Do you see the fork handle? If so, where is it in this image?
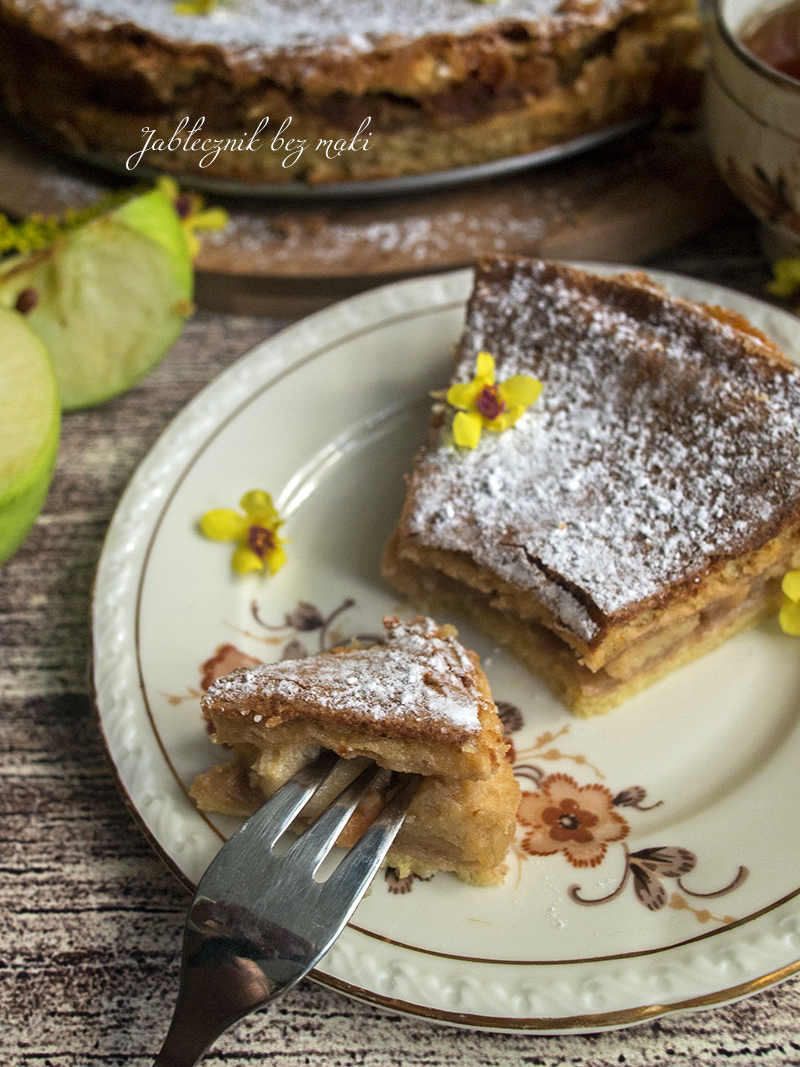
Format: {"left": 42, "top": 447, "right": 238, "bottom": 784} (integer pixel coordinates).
{"left": 153, "top": 929, "right": 285, "bottom": 1067}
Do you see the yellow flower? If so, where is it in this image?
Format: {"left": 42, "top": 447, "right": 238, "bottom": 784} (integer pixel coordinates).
{"left": 156, "top": 176, "right": 229, "bottom": 259}
{"left": 445, "top": 351, "right": 542, "bottom": 449}
{"left": 174, "top": 0, "right": 219, "bottom": 13}
{"left": 779, "top": 569, "right": 800, "bottom": 634}
{"left": 200, "top": 490, "right": 287, "bottom": 576}
{"left": 767, "top": 258, "right": 800, "bottom": 311}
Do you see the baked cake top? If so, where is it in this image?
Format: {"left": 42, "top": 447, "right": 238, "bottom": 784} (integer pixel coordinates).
{"left": 402, "top": 258, "right": 800, "bottom": 642}
{"left": 202, "top": 615, "right": 488, "bottom": 745}
{"left": 14, "top": 0, "right": 637, "bottom": 55}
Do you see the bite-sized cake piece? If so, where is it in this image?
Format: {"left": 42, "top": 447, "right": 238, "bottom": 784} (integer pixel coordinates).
{"left": 191, "top": 615, "right": 520, "bottom": 885}
{"left": 0, "top": 0, "right": 701, "bottom": 185}
{"left": 383, "top": 257, "right": 800, "bottom": 716}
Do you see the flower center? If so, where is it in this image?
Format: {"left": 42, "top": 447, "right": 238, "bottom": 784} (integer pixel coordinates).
{"left": 174, "top": 193, "right": 194, "bottom": 220}
{"left": 559, "top": 813, "right": 581, "bottom": 831}
{"left": 15, "top": 288, "right": 39, "bottom": 315}
{"left": 248, "top": 524, "right": 276, "bottom": 559}
{"left": 475, "top": 384, "right": 505, "bottom": 421}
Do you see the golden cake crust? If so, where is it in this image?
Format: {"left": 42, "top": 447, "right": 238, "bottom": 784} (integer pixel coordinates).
{"left": 200, "top": 614, "right": 505, "bottom": 777}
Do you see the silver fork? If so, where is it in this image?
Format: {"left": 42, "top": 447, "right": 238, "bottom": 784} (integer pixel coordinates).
{"left": 154, "top": 750, "right": 421, "bottom": 1067}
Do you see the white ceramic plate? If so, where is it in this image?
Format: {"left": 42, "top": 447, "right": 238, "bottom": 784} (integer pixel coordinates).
{"left": 93, "top": 265, "right": 800, "bottom": 1034}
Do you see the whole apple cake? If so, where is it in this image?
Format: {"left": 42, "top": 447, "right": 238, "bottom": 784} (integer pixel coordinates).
{"left": 0, "top": 0, "right": 701, "bottom": 184}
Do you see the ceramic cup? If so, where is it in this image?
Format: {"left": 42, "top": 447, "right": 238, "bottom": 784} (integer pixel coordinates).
{"left": 705, "top": 0, "right": 800, "bottom": 255}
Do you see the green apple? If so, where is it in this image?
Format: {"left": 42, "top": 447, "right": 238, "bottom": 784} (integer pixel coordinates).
{"left": 0, "top": 306, "right": 60, "bottom": 564}
{"left": 0, "top": 186, "right": 194, "bottom": 410}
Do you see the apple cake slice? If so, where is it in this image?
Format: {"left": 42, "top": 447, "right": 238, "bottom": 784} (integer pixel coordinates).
{"left": 191, "top": 615, "right": 520, "bottom": 886}
{"left": 383, "top": 257, "right": 800, "bottom": 716}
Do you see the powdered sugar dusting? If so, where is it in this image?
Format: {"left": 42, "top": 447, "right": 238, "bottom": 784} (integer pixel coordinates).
{"left": 25, "top": 0, "right": 628, "bottom": 56}
{"left": 406, "top": 259, "right": 800, "bottom": 638}
{"left": 206, "top": 616, "right": 482, "bottom": 735}
{"left": 203, "top": 206, "right": 553, "bottom": 271}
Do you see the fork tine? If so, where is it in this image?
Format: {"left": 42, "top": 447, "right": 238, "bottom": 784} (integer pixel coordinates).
{"left": 240, "top": 747, "right": 340, "bottom": 847}
{"left": 321, "top": 772, "right": 422, "bottom": 902}
{"left": 283, "top": 760, "right": 386, "bottom": 874}
{"left": 195, "top": 749, "right": 339, "bottom": 901}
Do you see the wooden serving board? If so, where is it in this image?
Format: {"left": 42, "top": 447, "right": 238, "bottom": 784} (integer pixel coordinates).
{"left": 0, "top": 112, "right": 735, "bottom": 316}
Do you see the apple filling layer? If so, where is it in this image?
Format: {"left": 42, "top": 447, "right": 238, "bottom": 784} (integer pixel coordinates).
{"left": 383, "top": 532, "right": 789, "bottom": 716}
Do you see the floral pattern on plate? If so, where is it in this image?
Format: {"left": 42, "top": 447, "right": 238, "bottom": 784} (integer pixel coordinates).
{"left": 171, "top": 598, "right": 750, "bottom": 924}
{"left": 512, "top": 725, "right": 748, "bottom": 924}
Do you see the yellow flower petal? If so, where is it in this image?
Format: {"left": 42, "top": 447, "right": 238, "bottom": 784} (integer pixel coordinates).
{"left": 767, "top": 258, "right": 800, "bottom": 299}
{"left": 191, "top": 207, "right": 230, "bottom": 232}
{"left": 447, "top": 381, "right": 481, "bottom": 410}
{"left": 489, "top": 409, "right": 523, "bottom": 432}
{"left": 499, "top": 375, "right": 543, "bottom": 410}
{"left": 779, "top": 596, "right": 800, "bottom": 635}
{"left": 200, "top": 509, "right": 248, "bottom": 541}
{"left": 174, "top": 0, "right": 219, "bottom": 13}
{"left": 265, "top": 544, "right": 288, "bottom": 575}
{"left": 240, "top": 489, "right": 278, "bottom": 521}
{"left": 231, "top": 546, "right": 264, "bottom": 574}
{"left": 782, "top": 569, "right": 800, "bottom": 602}
{"left": 184, "top": 229, "right": 201, "bottom": 260}
{"left": 453, "top": 410, "right": 483, "bottom": 449}
{"left": 475, "top": 351, "right": 496, "bottom": 383}
{"left": 156, "top": 176, "right": 180, "bottom": 203}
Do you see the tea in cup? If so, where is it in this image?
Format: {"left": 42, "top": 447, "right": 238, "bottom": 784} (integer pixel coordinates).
{"left": 705, "top": 0, "right": 800, "bottom": 255}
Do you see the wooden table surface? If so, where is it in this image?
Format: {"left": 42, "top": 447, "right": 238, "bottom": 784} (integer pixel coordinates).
{"left": 4, "top": 204, "right": 800, "bottom": 1067}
